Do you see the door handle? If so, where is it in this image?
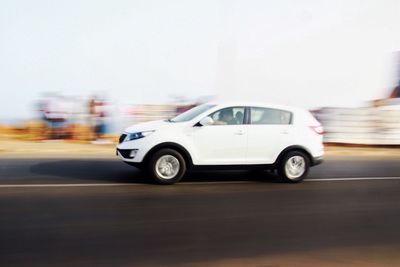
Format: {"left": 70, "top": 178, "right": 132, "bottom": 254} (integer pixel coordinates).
{"left": 234, "top": 130, "right": 245, "bottom": 135}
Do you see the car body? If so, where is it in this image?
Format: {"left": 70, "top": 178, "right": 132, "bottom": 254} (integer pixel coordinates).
{"left": 117, "top": 102, "right": 324, "bottom": 184}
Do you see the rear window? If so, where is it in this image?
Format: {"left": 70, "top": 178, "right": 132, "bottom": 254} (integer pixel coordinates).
{"left": 250, "top": 107, "right": 292, "bottom": 125}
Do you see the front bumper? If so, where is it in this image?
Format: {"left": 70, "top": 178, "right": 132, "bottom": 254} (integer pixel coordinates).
{"left": 116, "top": 148, "right": 138, "bottom": 159}
{"left": 116, "top": 135, "right": 152, "bottom": 163}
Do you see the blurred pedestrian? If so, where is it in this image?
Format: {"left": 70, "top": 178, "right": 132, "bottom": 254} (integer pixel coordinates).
{"left": 94, "top": 100, "right": 107, "bottom": 140}
{"left": 88, "top": 97, "right": 97, "bottom": 140}
{"left": 43, "top": 95, "right": 67, "bottom": 139}
{"left": 89, "top": 96, "right": 111, "bottom": 144}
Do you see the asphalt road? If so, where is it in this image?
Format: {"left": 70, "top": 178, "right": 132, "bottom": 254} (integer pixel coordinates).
{"left": 1, "top": 157, "right": 400, "bottom": 266}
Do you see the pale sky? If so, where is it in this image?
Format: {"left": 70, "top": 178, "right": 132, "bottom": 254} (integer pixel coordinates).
{"left": 1, "top": 0, "right": 400, "bottom": 119}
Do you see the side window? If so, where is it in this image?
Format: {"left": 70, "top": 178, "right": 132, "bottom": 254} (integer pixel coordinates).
{"left": 250, "top": 107, "right": 292, "bottom": 125}
{"left": 209, "top": 107, "right": 245, "bottom": 125}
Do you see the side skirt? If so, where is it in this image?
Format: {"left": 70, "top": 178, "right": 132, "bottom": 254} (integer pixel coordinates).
{"left": 189, "top": 164, "right": 276, "bottom": 171}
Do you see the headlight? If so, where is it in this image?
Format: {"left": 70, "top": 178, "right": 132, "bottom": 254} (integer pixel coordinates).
{"left": 124, "top": 130, "right": 155, "bottom": 142}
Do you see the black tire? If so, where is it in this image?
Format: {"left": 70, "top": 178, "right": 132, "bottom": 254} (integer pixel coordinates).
{"left": 147, "top": 148, "right": 186, "bottom": 184}
{"left": 277, "top": 150, "right": 310, "bottom": 183}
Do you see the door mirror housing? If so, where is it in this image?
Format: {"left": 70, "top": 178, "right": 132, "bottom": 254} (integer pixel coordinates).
{"left": 199, "top": 116, "right": 214, "bottom": 126}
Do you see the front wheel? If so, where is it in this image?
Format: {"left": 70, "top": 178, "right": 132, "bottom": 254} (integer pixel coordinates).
{"left": 148, "top": 149, "right": 186, "bottom": 184}
{"left": 278, "top": 151, "right": 310, "bottom": 183}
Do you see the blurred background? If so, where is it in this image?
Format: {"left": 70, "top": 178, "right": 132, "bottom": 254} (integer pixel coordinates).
{"left": 1, "top": 0, "right": 400, "bottom": 145}
{"left": 3, "top": 2, "right": 400, "bottom": 266}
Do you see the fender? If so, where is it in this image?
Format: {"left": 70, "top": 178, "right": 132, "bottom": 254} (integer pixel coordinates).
{"left": 275, "top": 145, "right": 314, "bottom": 166}
{"left": 143, "top": 142, "right": 194, "bottom": 167}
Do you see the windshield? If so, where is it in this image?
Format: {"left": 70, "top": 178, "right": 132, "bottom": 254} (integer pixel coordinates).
{"left": 170, "top": 104, "right": 215, "bottom": 122}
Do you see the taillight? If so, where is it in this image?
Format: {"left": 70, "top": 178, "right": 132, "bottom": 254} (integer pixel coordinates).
{"left": 309, "top": 125, "right": 324, "bottom": 135}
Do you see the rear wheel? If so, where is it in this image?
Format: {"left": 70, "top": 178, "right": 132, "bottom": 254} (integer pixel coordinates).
{"left": 148, "top": 148, "right": 186, "bottom": 184}
{"left": 278, "top": 151, "right": 310, "bottom": 183}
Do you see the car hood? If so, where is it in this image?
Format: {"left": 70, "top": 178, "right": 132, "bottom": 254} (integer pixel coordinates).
{"left": 124, "top": 120, "right": 181, "bottom": 133}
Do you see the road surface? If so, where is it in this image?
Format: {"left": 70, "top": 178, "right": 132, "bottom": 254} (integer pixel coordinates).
{"left": 1, "top": 157, "right": 400, "bottom": 266}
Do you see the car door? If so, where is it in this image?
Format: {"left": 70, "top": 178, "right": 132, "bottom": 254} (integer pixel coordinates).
{"left": 246, "top": 106, "right": 293, "bottom": 164}
{"left": 192, "top": 106, "right": 247, "bottom": 165}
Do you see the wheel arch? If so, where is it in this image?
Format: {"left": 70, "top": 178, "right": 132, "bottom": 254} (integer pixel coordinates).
{"left": 143, "top": 142, "right": 194, "bottom": 168}
{"left": 275, "top": 145, "right": 313, "bottom": 166}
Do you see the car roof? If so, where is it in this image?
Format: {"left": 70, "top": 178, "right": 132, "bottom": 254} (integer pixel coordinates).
{"left": 206, "top": 101, "right": 304, "bottom": 113}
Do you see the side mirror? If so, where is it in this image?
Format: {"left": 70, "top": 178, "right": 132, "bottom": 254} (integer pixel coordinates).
{"left": 199, "top": 116, "right": 214, "bottom": 126}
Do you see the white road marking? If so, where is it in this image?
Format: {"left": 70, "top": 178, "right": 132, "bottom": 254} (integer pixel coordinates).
{"left": 0, "top": 177, "right": 400, "bottom": 188}
{"left": 0, "top": 183, "right": 140, "bottom": 188}
{"left": 180, "top": 181, "right": 258, "bottom": 185}
{"left": 305, "top": 177, "right": 400, "bottom": 182}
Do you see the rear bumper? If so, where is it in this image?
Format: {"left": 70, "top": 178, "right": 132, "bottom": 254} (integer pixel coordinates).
{"left": 312, "top": 156, "right": 324, "bottom": 166}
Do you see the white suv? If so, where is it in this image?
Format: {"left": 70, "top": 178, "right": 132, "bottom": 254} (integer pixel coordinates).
{"left": 117, "top": 102, "right": 324, "bottom": 184}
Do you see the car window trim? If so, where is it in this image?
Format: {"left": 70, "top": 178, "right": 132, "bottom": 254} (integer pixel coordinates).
{"left": 195, "top": 106, "right": 247, "bottom": 126}
{"left": 248, "top": 106, "right": 293, "bottom": 125}
{"left": 244, "top": 106, "right": 251, "bottom": 124}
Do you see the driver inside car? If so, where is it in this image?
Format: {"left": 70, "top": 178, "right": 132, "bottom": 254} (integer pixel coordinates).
{"left": 214, "top": 108, "right": 238, "bottom": 125}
